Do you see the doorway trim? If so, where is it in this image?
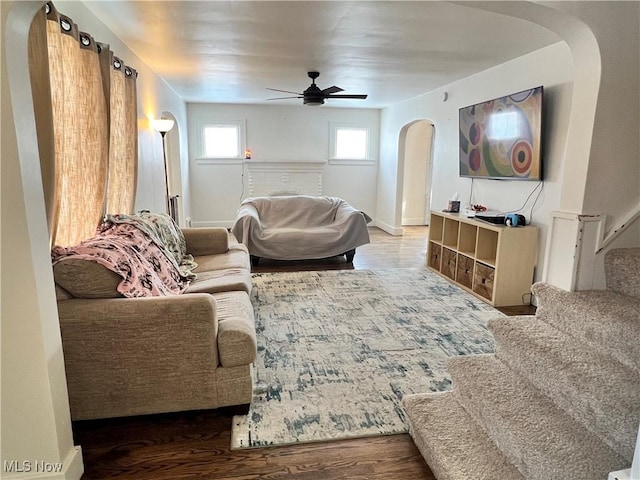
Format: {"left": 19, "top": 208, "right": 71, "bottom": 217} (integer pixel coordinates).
{"left": 396, "top": 119, "right": 435, "bottom": 229}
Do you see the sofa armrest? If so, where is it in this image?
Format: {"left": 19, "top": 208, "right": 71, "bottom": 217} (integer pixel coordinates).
{"left": 57, "top": 294, "right": 220, "bottom": 419}
{"left": 182, "top": 227, "right": 229, "bottom": 256}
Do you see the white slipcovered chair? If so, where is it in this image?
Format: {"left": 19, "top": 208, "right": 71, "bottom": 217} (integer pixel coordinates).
{"left": 231, "top": 195, "right": 371, "bottom": 265}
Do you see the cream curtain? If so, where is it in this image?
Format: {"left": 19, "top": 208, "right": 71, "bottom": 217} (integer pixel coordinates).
{"left": 104, "top": 53, "right": 138, "bottom": 215}
{"left": 37, "top": 2, "right": 138, "bottom": 247}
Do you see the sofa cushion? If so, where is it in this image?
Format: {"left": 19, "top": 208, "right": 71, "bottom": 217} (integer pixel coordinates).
{"left": 193, "top": 244, "right": 251, "bottom": 273}
{"left": 53, "top": 259, "right": 123, "bottom": 298}
{"left": 212, "top": 291, "right": 257, "bottom": 368}
{"left": 55, "top": 283, "right": 73, "bottom": 300}
{"left": 182, "top": 227, "right": 229, "bottom": 256}
{"left": 185, "top": 268, "right": 252, "bottom": 295}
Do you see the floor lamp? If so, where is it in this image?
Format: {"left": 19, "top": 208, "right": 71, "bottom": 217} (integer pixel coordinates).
{"left": 151, "top": 117, "right": 175, "bottom": 218}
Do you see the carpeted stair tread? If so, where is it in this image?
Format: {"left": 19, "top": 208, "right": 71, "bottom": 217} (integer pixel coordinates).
{"left": 489, "top": 315, "right": 640, "bottom": 461}
{"left": 606, "top": 247, "right": 640, "bottom": 300}
{"left": 448, "top": 354, "right": 628, "bottom": 479}
{"left": 532, "top": 283, "right": 640, "bottom": 372}
{"left": 403, "top": 391, "right": 524, "bottom": 480}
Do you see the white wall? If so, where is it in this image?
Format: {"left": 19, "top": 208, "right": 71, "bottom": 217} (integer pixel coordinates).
{"left": 538, "top": 2, "right": 640, "bottom": 291}
{"left": 572, "top": 2, "right": 639, "bottom": 227}
{"left": 2, "top": 1, "right": 188, "bottom": 477}
{"left": 463, "top": 1, "right": 640, "bottom": 290}
{"left": 187, "top": 103, "right": 380, "bottom": 227}
{"left": 2, "top": 3, "right": 83, "bottom": 478}
{"left": 379, "top": 41, "right": 574, "bottom": 280}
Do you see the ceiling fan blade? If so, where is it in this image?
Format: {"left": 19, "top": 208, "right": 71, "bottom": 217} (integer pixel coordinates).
{"left": 321, "top": 85, "right": 343, "bottom": 95}
{"left": 327, "top": 94, "right": 368, "bottom": 99}
{"left": 266, "top": 96, "right": 303, "bottom": 101}
{"left": 266, "top": 87, "right": 303, "bottom": 95}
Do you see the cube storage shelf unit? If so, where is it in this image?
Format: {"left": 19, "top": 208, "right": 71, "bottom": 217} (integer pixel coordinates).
{"left": 427, "top": 211, "right": 539, "bottom": 307}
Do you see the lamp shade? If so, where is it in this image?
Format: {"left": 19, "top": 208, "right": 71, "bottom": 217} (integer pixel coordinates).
{"left": 151, "top": 118, "right": 175, "bottom": 133}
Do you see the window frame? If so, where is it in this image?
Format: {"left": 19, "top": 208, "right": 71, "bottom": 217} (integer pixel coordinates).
{"left": 197, "top": 118, "right": 246, "bottom": 163}
{"left": 329, "top": 122, "right": 376, "bottom": 165}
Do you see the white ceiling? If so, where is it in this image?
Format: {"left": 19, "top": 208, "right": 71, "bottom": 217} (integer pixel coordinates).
{"left": 84, "top": 1, "right": 561, "bottom": 108}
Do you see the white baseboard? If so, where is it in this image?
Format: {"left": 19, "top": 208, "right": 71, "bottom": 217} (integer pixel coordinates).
{"left": 373, "top": 220, "right": 403, "bottom": 236}
{"left": 3, "top": 446, "right": 84, "bottom": 480}
{"left": 402, "top": 217, "right": 426, "bottom": 226}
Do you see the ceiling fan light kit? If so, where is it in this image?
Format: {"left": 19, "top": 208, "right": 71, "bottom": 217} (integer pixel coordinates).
{"left": 266, "top": 71, "right": 367, "bottom": 106}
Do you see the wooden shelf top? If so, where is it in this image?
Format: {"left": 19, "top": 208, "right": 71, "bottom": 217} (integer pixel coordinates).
{"left": 432, "top": 211, "right": 538, "bottom": 232}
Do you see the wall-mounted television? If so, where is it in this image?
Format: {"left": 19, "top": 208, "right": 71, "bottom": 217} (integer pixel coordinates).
{"left": 459, "top": 86, "right": 543, "bottom": 180}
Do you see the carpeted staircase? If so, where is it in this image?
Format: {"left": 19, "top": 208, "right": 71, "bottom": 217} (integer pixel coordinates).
{"left": 404, "top": 247, "right": 640, "bottom": 479}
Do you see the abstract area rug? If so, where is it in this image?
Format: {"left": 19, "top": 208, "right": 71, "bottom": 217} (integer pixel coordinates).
{"left": 231, "top": 268, "right": 503, "bottom": 449}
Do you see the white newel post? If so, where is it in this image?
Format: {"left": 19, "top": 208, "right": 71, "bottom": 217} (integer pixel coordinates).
{"left": 542, "top": 211, "right": 605, "bottom": 291}
{"left": 608, "top": 423, "right": 640, "bottom": 480}
{"left": 633, "top": 424, "right": 640, "bottom": 479}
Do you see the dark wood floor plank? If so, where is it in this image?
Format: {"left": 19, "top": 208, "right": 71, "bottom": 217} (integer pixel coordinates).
{"left": 76, "top": 408, "right": 433, "bottom": 479}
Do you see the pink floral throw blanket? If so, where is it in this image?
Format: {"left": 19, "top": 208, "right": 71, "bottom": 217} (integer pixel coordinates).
{"left": 101, "top": 211, "right": 198, "bottom": 280}
{"left": 51, "top": 223, "right": 189, "bottom": 297}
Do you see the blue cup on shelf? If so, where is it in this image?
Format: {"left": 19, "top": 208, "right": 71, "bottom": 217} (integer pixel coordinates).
{"left": 505, "top": 213, "right": 526, "bottom": 227}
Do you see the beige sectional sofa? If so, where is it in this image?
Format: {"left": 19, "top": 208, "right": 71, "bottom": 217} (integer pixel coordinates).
{"left": 53, "top": 227, "right": 257, "bottom": 421}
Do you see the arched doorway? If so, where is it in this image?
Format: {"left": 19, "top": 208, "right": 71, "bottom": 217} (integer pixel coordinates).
{"left": 399, "top": 120, "right": 434, "bottom": 226}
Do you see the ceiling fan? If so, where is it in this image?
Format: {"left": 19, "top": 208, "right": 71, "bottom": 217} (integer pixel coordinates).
{"left": 266, "top": 71, "right": 368, "bottom": 106}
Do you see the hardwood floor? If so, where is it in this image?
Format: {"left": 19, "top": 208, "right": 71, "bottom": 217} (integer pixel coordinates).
{"left": 75, "top": 407, "right": 433, "bottom": 479}
{"left": 251, "top": 226, "right": 429, "bottom": 273}
{"left": 75, "top": 226, "right": 533, "bottom": 479}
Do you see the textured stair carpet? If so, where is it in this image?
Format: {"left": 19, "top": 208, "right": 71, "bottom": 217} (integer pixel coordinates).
{"left": 605, "top": 247, "right": 640, "bottom": 300}
{"left": 231, "top": 268, "right": 502, "bottom": 449}
{"left": 533, "top": 282, "right": 640, "bottom": 372}
{"left": 403, "top": 391, "right": 525, "bottom": 480}
{"left": 490, "top": 316, "right": 640, "bottom": 461}
{"left": 403, "top": 248, "right": 640, "bottom": 479}
{"left": 448, "top": 355, "right": 627, "bottom": 479}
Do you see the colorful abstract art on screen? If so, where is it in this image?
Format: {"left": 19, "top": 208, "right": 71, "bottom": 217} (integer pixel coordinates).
{"left": 459, "top": 86, "right": 543, "bottom": 180}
